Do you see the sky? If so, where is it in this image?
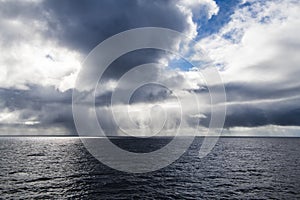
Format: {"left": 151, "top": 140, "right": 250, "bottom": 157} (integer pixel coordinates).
{"left": 0, "top": 0, "right": 300, "bottom": 136}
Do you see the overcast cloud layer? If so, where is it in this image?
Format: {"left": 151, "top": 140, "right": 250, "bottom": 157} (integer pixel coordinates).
{"left": 0, "top": 0, "right": 299, "bottom": 136}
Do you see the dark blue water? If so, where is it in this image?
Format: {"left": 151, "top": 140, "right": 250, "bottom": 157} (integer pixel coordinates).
{"left": 0, "top": 137, "right": 300, "bottom": 199}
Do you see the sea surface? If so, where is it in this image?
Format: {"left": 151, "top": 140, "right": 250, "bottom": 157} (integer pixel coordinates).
{"left": 0, "top": 137, "right": 300, "bottom": 199}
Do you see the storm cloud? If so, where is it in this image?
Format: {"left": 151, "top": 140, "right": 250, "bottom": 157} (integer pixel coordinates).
{"left": 42, "top": 0, "right": 192, "bottom": 54}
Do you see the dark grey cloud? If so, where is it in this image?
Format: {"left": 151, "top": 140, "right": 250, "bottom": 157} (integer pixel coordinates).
{"left": 188, "top": 105, "right": 300, "bottom": 129}
{"left": 192, "top": 95, "right": 300, "bottom": 128}
{"left": 101, "top": 49, "right": 168, "bottom": 80}
{"left": 192, "top": 82, "right": 300, "bottom": 103}
{"left": 42, "top": 0, "right": 190, "bottom": 54}
{"left": 183, "top": 80, "right": 300, "bottom": 129}
{"left": 94, "top": 83, "right": 173, "bottom": 107}
{"left": 224, "top": 82, "right": 300, "bottom": 103}
{"left": 129, "top": 83, "right": 173, "bottom": 104}
{"left": 0, "top": 0, "right": 190, "bottom": 54}
{"left": 0, "top": 85, "right": 72, "bottom": 111}
{"left": 223, "top": 97, "right": 300, "bottom": 128}
{"left": 40, "top": 0, "right": 194, "bottom": 96}
{"left": 0, "top": 82, "right": 174, "bottom": 135}
{"left": 2, "top": 78, "right": 300, "bottom": 135}
{"left": 0, "top": 86, "right": 75, "bottom": 133}
{"left": 187, "top": 80, "right": 300, "bottom": 104}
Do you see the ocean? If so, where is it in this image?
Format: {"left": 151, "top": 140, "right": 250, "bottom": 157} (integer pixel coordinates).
{"left": 0, "top": 137, "right": 299, "bottom": 199}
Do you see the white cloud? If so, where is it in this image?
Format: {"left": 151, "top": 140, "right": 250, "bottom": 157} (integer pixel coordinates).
{"left": 197, "top": 0, "right": 300, "bottom": 85}
{"left": 0, "top": 25, "right": 82, "bottom": 91}
{"left": 0, "top": 2, "right": 82, "bottom": 91}
{"left": 223, "top": 125, "right": 300, "bottom": 137}
{"left": 177, "top": 0, "right": 219, "bottom": 36}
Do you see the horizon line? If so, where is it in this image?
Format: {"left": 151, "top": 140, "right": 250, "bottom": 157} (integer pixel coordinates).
{"left": 0, "top": 135, "right": 300, "bottom": 138}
